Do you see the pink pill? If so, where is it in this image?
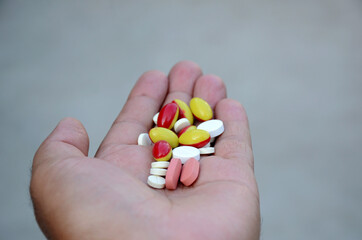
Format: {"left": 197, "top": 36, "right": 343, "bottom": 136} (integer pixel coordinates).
{"left": 165, "top": 158, "right": 182, "bottom": 190}
{"left": 180, "top": 158, "right": 200, "bottom": 186}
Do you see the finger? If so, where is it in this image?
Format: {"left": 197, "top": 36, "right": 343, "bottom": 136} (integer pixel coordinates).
{"left": 97, "top": 70, "right": 168, "bottom": 153}
{"left": 214, "top": 99, "right": 253, "bottom": 166}
{"left": 162, "top": 61, "right": 202, "bottom": 105}
{"left": 193, "top": 74, "right": 227, "bottom": 110}
{"left": 33, "top": 117, "right": 89, "bottom": 171}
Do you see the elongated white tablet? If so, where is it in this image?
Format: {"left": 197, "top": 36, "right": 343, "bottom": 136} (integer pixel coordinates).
{"left": 197, "top": 119, "right": 224, "bottom": 138}
{"left": 172, "top": 146, "right": 200, "bottom": 164}
{"left": 151, "top": 161, "right": 170, "bottom": 169}
{"left": 150, "top": 168, "right": 167, "bottom": 176}
{"left": 199, "top": 147, "right": 215, "bottom": 155}
{"left": 147, "top": 175, "right": 165, "bottom": 189}
{"left": 174, "top": 118, "right": 191, "bottom": 133}
{"left": 153, "top": 112, "right": 159, "bottom": 125}
{"left": 138, "top": 133, "right": 152, "bottom": 146}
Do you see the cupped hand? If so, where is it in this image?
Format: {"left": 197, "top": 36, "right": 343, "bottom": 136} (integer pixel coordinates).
{"left": 30, "top": 61, "right": 260, "bottom": 240}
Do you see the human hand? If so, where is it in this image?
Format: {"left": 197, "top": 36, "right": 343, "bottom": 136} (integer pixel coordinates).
{"left": 30, "top": 61, "right": 260, "bottom": 240}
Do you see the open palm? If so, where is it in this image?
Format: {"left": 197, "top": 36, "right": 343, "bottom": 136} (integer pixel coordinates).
{"left": 30, "top": 61, "right": 260, "bottom": 240}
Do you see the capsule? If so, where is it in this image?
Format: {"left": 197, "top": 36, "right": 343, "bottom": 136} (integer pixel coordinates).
{"left": 177, "top": 125, "right": 196, "bottom": 137}
{"left": 157, "top": 103, "right": 179, "bottom": 129}
{"left": 149, "top": 127, "right": 179, "bottom": 148}
{"left": 179, "top": 129, "right": 210, "bottom": 148}
{"left": 172, "top": 99, "right": 194, "bottom": 124}
{"left": 152, "top": 140, "right": 172, "bottom": 161}
{"left": 189, "top": 97, "right": 213, "bottom": 121}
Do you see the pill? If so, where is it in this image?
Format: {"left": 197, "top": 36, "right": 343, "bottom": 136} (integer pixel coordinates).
{"left": 165, "top": 158, "right": 182, "bottom": 190}
{"left": 149, "top": 127, "right": 179, "bottom": 148}
{"left": 179, "top": 129, "right": 210, "bottom": 148}
{"left": 153, "top": 112, "right": 159, "bottom": 125}
{"left": 189, "top": 97, "right": 213, "bottom": 121}
{"left": 152, "top": 140, "right": 172, "bottom": 161}
{"left": 199, "top": 147, "right": 215, "bottom": 155}
{"left": 197, "top": 119, "right": 224, "bottom": 138}
{"left": 150, "top": 168, "right": 167, "bottom": 176}
{"left": 172, "top": 146, "right": 200, "bottom": 164}
{"left": 147, "top": 175, "right": 165, "bottom": 189}
{"left": 157, "top": 103, "right": 179, "bottom": 129}
{"left": 151, "top": 161, "right": 170, "bottom": 168}
{"left": 174, "top": 118, "right": 191, "bottom": 133}
{"left": 180, "top": 158, "right": 200, "bottom": 186}
{"left": 137, "top": 133, "right": 152, "bottom": 146}
{"left": 172, "top": 99, "right": 194, "bottom": 124}
{"left": 177, "top": 125, "right": 196, "bottom": 137}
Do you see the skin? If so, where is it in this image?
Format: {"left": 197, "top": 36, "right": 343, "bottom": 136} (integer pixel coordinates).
{"left": 30, "top": 61, "right": 260, "bottom": 240}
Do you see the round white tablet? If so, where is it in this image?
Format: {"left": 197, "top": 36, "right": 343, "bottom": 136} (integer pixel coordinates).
{"left": 153, "top": 112, "right": 159, "bottom": 125}
{"left": 151, "top": 161, "right": 170, "bottom": 169}
{"left": 147, "top": 175, "right": 165, "bottom": 189}
{"left": 197, "top": 120, "right": 224, "bottom": 138}
{"left": 174, "top": 118, "right": 191, "bottom": 133}
{"left": 150, "top": 168, "right": 167, "bottom": 176}
{"left": 138, "top": 133, "right": 152, "bottom": 146}
{"left": 199, "top": 147, "right": 215, "bottom": 155}
{"left": 172, "top": 146, "right": 200, "bottom": 164}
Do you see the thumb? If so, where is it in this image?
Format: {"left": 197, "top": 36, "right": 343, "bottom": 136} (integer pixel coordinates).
{"left": 32, "top": 117, "right": 89, "bottom": 171}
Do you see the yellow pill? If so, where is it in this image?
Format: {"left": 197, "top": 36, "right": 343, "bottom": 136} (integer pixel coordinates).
{"left": 149, "top": 127, "right": 179, "bottom": 148}
{"left": 172, "top": 99, "right": 194, "bottom": 124}
{"left": 189, "top": 97, "right": 213, "bottom": 121}
{"left": 179, "top": 129, "right": 210, "bottom": 148}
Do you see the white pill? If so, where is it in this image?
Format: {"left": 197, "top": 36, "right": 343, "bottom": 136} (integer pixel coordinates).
{"left": 151, "top": 161, "right": 170, "bottom": 169}
{"left": 199, "top": 147, "right": 215, "bottom": 155}
{"left": 150, "top": 168, "right": 167, "bottom": 176}
{"left": 197, "top": 119, "right": 224, "bottom": 138}
{"left": 174, "top": 118, "right": 191, "bottom": 133}
{"left": 153, "top": 112, "right": 159, "bottom": 125}
{"left": 138, "top": 133, "right": 152, "bottom": 146}
{"left": 147, "top": 175, "right": 165, "bottom": 189}
{"left": 172, "top": 146, "right": 200, "bottom": 164}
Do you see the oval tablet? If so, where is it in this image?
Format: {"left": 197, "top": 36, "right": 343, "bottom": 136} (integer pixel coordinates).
{"left": 152, "top": 140, "right": 172, "bottom": 161}
{"left": 180, "top": 158, "right": 200, "bottom": 186}
{"left": 157, "top": 103, "right": 179, "bottom": 129}
{"left": 174, "top": 118, "right": 191, "bottom": 133}
{"left": 189, "top": 97, "right": 213, "bottom": 121}
{"left": 197, "top": 119, "right": 224, "bottom": 138}
{"left": 172, "top": 146, "right": 200, "bottom": 164}
{"left": 147, "top": 175, "right": 165, "bottom": 189}
{"left": 165, "top": 158, "right": 182, "bottom": 190}
{"left": 172, "top": 99, "right": 194, "bottom": 124}
{"left": 149, "top": 127, "right": 179, "bottom": 148}
{"left": 179, "top": 129, "right": 210, "bottom": 148}
{"left": 138, "top": 133, "right": 152, "bottom": 146}
{"left": 150, "top": 168, "right": 167, "bottom": 176}
{"left": 151, "top": 161, "right": 170, "bottom": 169}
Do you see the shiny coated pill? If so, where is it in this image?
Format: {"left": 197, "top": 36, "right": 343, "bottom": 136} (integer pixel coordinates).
{"left": 197, "top": 119, "right": 224, "bottom": 138}
{"left": 165, "top": 158, "right": 182, "bottom": 190}
{"left": 179, "top": 129, "right": 210, "bottom": 148}
{"left": 149, "top": 127, "right": 179, "bottom": 148}
{"left": 177, "top": 125, "right": 196, "bottom": 137}
{"left": 147, "top": 175, "right": 165, "bottom": 189}
{"left": 150, "top": 168, "right": 167, "bottom": 176}
{"left": 138, "top": 133, "right": 152, "bottom": 146}
{"left": 172, "top": 146, "right": 200, "bottom": 164}
{"left": 157, "top": 103, "right": 179, "bottom": 129}
{"left": 151, "top": 161, "right": 170, "bottom": 168}
{"left": 180, "top": 158, "right": 200, "bottom": 186}
{"left": 189, "top": 97, "right": 213, "bottom": 121}
{"left": 172, "top": 99, "right": 194, "bottom": 124}
{"left": 174, "top": 118, "right": 191, "bottom": 133}
{"left": 152, "top": 140, "right": 172, "bottom": 161}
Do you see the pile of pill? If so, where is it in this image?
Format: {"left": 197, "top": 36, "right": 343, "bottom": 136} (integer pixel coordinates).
{"left": 137, "top": 97, "right": 224, "bottom": 190}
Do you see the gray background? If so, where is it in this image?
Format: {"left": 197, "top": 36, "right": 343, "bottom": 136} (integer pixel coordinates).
{"left": 1, "top": 0, "right": 361, "bottom": 239}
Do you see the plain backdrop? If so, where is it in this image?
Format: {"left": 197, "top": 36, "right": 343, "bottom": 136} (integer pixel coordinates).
{"left": 1, "top": 0, "right": 361, "bottom": 239}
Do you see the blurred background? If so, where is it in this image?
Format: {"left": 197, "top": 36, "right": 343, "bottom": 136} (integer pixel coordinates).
{"left": 1, "top": 0, "right": 361, "bottom": 239}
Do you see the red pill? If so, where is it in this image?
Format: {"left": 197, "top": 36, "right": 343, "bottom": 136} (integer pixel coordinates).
{"left": 152, "top": 140, "right": 172, "bottom": 161}
{"left": 157, "top": 103, "right": 179, "bottom": 129}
